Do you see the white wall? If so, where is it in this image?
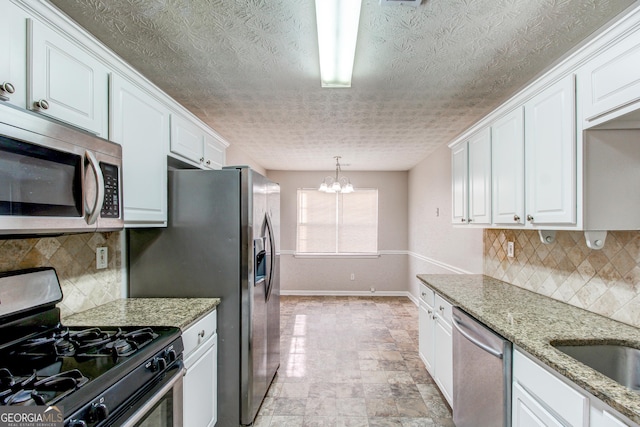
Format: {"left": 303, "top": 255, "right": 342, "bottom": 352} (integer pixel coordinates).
{"left": 266, "top": 170, "right": 408, "bottom": 295}
{"left": 225, "top": 144, "right": 267, "bottom": 175}
{"left": 407, "top": 143, "right": 483, "bottom": 297}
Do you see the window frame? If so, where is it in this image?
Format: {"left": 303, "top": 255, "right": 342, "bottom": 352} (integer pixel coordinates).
{"left": 295, "top": 187, "right": 379, "bottom": 258}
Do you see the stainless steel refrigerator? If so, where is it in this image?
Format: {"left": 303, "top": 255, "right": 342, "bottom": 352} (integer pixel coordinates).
{"left": 128, "top": 166, "right": 280, "bottom": 427}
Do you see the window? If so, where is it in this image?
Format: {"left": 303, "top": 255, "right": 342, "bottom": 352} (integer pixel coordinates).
{"left": 296, "top": 188, "right": 378, "bottom": 254}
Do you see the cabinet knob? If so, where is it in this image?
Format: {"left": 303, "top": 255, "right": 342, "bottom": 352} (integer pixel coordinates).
{"left": 514, "top": 215, "right": 520, "bottom": 222}
{"left": 0, "top": 82, "right": 15, "bottom": 94}
{"left": 526, "top": 214, "right": 534, "bottom": 222}
{"left": 199, "top": 157, "right": 204, "bottom": 163}
{"left": 421, "top": 292, "right": 426, "bottom": 296}
{"left": 199, "top": 330, "right": 205, "bottom": 338}
{"left": 206, "top": 160, "right": 211, "bottom": 165}
{"left": 468, "top": 218, "right": 473, "bottom": 223}
{"left": 34, "top": 99, "right": 50, "bottom": 110}
{"left": 427, "top": 309, "right": 432, "bottom": 315}
{"left": 461, "top": 218, "right": 466, "bottom": 222}
{"left": 439, "top": 306, "right": 445, "bottom": 311}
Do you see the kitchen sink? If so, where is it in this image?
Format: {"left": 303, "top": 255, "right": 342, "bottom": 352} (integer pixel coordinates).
{"left": 552, "top": 342, "right": 640, "bottom": 392}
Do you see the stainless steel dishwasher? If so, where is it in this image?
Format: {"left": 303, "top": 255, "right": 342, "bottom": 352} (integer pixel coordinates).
{"left": 452, "top": 306, "right": 512, "bottom": 427}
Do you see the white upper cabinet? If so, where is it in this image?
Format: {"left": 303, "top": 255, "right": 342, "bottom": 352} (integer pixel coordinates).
{"left": 451, "top": 142, "right": 468, "bottom": 224}
{"left": 467, "top": 128, "right": 492, "bottom": 225}
{"left": 579, "top": 25, "right": 640, "bottom": 128}
{"left": 0, "top": 3, "right": 28, "bottom": 108}
{"left": 170, "top": 113, "right": 226, "bottom": 170}
{"left": 491, "top": 107, "right": 525, "bottom": 226}
{"left": 524, "top": 75, "right": 576, "bottom": 226}
{"left": 110, "top": 74, "right": 169, "bottom": 226}
{"left": 28, "top": 19, "right": 109, "bottom": 137}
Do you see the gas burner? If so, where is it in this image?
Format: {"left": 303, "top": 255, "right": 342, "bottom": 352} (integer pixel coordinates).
{"left": 106, "top": 338, "right": 135, "bottom": 357}
{"left": 0, "top": 369, "right": 88, "bottom": 407}
{"left": 13, "top": 328, "right": 74, "bottom": 358}
{"left": 69, "top": 327, "right": 112, "bottom": 351}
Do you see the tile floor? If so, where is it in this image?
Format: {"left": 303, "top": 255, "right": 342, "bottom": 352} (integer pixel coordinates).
{"left": 254, "top": 296, "right": 455, "bottom": 427}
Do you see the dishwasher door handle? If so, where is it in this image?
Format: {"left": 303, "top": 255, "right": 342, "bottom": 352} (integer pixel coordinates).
{"left": 453, "top": 316, "right": 503, "bottom": 359}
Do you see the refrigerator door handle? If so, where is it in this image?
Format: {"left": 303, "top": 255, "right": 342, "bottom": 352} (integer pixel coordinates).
{"left": 264, "top": 213, "right": 276, "bottom": 302}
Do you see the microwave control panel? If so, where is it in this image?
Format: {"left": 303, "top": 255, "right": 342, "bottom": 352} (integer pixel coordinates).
{"left": 100, "top": 163, "right": 120, "bottom": 218}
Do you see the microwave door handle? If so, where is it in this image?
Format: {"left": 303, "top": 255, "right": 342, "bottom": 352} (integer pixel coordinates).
{"left": 85, "top": 150, "right": 105, "bottom": 225}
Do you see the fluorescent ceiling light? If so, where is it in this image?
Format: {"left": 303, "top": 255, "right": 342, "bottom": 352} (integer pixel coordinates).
{"left": 315, "top": 0, "right": 362, "bottom": 88}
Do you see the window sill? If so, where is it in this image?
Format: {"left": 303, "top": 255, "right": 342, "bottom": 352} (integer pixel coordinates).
{"left": 293, "top": 253, "right": 380, "bottom": 259}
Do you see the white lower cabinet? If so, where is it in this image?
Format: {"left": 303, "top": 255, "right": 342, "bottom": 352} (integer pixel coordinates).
{"left": 418, "top": 284, "right": 453, "bottom": 407}
{"left": 513, "top": 349, "right": 638, "bottom": 427}
{"left": 183, "top": 309, "right": 217, "bottom": 427}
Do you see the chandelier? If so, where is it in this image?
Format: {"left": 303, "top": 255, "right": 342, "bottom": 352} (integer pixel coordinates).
{"left": 319, "top": 156, "right": 354, "bottom": 193}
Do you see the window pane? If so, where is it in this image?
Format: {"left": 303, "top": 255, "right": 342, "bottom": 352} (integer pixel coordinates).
{"left": 297, "top": 190, "right": 337, "bottom": 252}
{"left": 338, "top": 190, "right": 378, "bottom": 253}
{"left": 297, "top": 188, "right": 378, "bottom": 254}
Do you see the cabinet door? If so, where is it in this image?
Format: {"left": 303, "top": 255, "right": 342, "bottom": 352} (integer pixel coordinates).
{"left": 29, "top": 19, "right": 108, "bottom": 137}
{"left": 204, "top": 134, "right": 225, "bottom": 170}
{"left": 525, "top": 75, "right": 576, "bottom": 225}
{"left": 580, "top": 26, "right": 640, "bottom": 127}
{"left": 451, "top": 142, "right": 468, "bottom": 224}
{"left": 512, "top": 383, "right": 564, "bottom": 427}
{"left": 110, "top": 74, "right": 169, "bottom": 226}
{"left": 492, "top": 108, "right": 525, "bottom": 225}
{"left": 0, "top": 2, "right": 28, "bottom": 108}
{"left": 468, "top": 128, "right": 492, "bottom": 225}
{"left": 419, "top": 303, "right": 434, "bottom": 375}
{"left": 184, "top": 335, "right": 217, "bottom": 427}
{"left": 434, "top": 319, "right": 453, "bottom": 406}
{"left": 170, "top": 113, "right": 205, "bottom": 165}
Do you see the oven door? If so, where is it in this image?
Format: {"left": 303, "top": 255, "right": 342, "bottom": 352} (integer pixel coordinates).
{"left": 109, "top": 363, "right": 184, "bottom": 427}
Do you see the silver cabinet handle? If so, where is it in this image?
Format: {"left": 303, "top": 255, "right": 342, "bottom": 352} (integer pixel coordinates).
{"left": 514, "top": 215, "right": 520, "bottom": 222}
{"left": 34, "top": 99, "right": 50, "bottom": 110}
{"left": 0, "top": 82, "right": 15, "bottom": 94}
{"left": 526, "top": 214, "right": 534, "bottom": 222}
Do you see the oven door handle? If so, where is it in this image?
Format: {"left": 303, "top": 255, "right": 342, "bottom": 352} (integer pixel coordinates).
{"left": 120, "top": 367, "right": 185, "bottom": 427}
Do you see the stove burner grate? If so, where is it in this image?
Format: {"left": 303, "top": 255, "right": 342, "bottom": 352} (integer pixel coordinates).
{"left": 0, "top": 368, "right": 89, "bottom": 407}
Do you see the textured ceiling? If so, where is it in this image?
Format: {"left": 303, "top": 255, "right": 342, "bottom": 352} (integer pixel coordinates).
{"left": 49, "top": 0, "right": 635, "bottom": 171}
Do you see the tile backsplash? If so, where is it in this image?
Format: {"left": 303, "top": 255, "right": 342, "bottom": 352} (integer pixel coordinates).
{"left": 484, "top": 229, "right": 640, "bottom": 328}
{"left": 0, "top": 232, "right": 123, "bottom": 318}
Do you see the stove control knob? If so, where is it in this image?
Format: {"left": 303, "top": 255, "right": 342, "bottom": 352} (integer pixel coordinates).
{"left": 165, "top": 349, "right": 177, "bottom": 362}
{"left": 88, "top": 402, "right": 109, "bottom": 422}
{"left": 151, "top": 356, "right": 167, "bottom": 372}
{"left": 68, "top": 421, "right": 87, "bottom": 427}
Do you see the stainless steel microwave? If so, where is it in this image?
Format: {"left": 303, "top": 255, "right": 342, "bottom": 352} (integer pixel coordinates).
{"left": 0, "top": 103, "right": 123, "bottom": 235}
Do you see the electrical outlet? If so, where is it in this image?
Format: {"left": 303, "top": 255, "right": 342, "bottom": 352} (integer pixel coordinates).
{"left": 436, "top": 207, "right": 440, "bottom": 217}
{"left": 96, "top": 247, "right": 108, "bottom": 269}
{"left": 507, "top": 241, "right": 515, "bottom": 258}
{"left": 350, "top": 273, "right": 355, "bottom": 281}
{"left": 370, "top": 287, "right": 376, "bottom": 293}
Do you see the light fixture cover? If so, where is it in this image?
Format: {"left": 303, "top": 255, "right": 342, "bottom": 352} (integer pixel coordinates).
{"left": 315, "top": 0, "right": 363, "bottom": 88}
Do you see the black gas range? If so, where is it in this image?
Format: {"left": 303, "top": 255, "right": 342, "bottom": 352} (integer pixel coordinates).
{"left": 0, "top": 268, "right": 184, "bottom": 427}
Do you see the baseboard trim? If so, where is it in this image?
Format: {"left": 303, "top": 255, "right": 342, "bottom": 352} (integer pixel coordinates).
{"left": 281, "top": 290, "right": 415, "bottom": 300}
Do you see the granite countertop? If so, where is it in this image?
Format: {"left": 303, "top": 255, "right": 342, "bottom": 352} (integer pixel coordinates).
{"left": 63, "top": 298, "right": 221, "bottom": 330}
{"left": 417, "top": 274, "right": 640, "bottom": 424}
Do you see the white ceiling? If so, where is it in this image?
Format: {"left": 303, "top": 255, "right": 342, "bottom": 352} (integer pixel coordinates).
{"left": 49, "top": 0, "right": 635, "bottom": 171}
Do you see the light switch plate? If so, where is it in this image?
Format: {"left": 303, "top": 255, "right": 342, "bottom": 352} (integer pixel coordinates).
{"left": 507, "top": 241, "right": 515, "bottom": 258}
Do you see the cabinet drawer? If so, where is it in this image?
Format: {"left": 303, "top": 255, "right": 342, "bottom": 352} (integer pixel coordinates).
{"left": 183, "top": 309, "right": 217, "bottom": 358}
{"left": 419, "top": 284, "right": 434, "bottom": 306}
{"left": 434, "top": 294, "right": 452, "bottom": 327}
{"left": 513, "top": 349, "right": 588, "bottom": 427}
